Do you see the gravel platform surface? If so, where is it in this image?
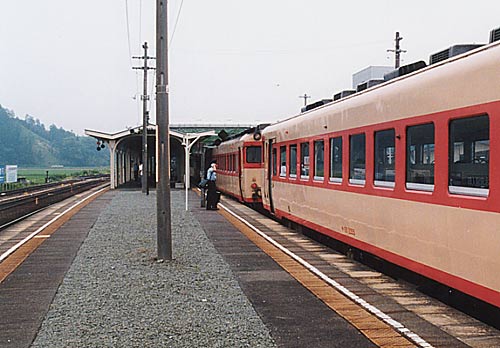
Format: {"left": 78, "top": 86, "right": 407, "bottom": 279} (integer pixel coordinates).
{"left": 31, "top": 190, "right": 276, "bottom": 348}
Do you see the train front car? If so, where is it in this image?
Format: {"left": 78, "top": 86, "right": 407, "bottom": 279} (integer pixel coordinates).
{"left": 261, "top": 41, "right": 500, "bottom": 308}
{"left": 212, "top": 131, "right": 264, "bottom": 206}
{"left": 239, "top": 133, "right": 265, "bottom": 205}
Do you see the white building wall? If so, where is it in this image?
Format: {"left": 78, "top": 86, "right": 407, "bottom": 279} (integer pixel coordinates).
{"left": 352, "top": 66, "right": 393, "bottom": 89}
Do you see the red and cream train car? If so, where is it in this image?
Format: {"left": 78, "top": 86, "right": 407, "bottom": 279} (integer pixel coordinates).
{"left": 212, "top": 130, "right": 265, "bottom": 205}
{"left": 261, "top": 41, "right": 500, "bottom": 308}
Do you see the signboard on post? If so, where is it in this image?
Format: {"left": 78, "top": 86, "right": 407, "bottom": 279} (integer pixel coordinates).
{"left": 0, "top": 167, "right": 5, "bottom": 184}
{"left": 5, "top": 165, "right": 18, "bottom": 183}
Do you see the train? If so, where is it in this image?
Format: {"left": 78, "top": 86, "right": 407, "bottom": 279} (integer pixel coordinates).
{"left": 211, "top": 31, "right": 500, "bottom": 309}
{"left": 212, "top": 127, "right": 267, "bottom": 206}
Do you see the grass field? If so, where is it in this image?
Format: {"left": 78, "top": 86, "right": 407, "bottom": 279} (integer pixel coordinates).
{"left": 18, "top": 167, "right": 109, "bottom": 184}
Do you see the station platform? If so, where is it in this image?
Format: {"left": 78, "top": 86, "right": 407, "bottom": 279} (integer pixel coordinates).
{"left": 1, "top": 189, "right": 377, "bottom": 348}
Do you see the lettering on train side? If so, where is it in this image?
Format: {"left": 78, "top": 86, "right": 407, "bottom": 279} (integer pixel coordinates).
{"left": 341, "top": 226, "right": 356, "bottom": 236}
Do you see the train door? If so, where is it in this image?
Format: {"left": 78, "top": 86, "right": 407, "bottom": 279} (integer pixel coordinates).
{"left": 267, "top": 138, "right": 275, "bottom": 214}
{"left": 238, "top": 147, "right": 244, "bottom": 202}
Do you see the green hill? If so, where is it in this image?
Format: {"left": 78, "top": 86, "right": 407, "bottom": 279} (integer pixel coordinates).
{"left": 0, "top": 105, "right": 109, "bottom": 167}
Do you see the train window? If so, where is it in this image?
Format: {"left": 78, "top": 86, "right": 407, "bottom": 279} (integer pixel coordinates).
{"left": 280, "top": 146, "right": 287, "bottom": 177}
{"left": 246, "top": 146, "right": 262, "bottom": 163}
{"left": 374, "top": 129, "right": 395, "bottom": 188}
{"left": 314, "top": 140, "right": 324, "bottom": 180}
{"left": 449, "top": 115, "right": 489, "bottom": 197}
{"left": 349, "top": 133, "right": 365, "bottom": 185}
{"left": 290, "top": 144, "right": 297, "bottom": 178}
{"left": 272, "top": 147, "right": 277, "bottom": 176}
{"left": 329, "top": 137, "right": 342, "bottom": 183}
{"left": 300, "top": 142, "right": 310, "bottom": 179}
{"left": 406, "top": 123, "right": 435, "bottom": 191}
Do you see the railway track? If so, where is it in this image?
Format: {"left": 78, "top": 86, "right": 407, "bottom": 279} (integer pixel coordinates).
{"left": 216, "top": 194, "right": 500, "bottom": 348}
{"left": 0, "top": 174, "right": 108, "bottom": 199}
{"left": 0, "top": 184, "right": 109, "bottom": 283}
{"left": 0, "top": 176, "right": 109, "bottom": 228}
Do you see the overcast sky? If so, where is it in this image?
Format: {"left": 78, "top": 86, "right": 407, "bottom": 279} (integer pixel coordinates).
{"left": 0, "top": 1, "right": 498, "bottom": 134}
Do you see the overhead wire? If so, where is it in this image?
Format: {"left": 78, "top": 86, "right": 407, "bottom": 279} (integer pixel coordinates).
{"left": 124, "top": 0, "right": 185, "bottom": 124}
{"left": 124, "top": 0, "right": 141, "bottom": 125}
{"left": 169, "top": 0, "right": 185, "bottom": 47}
{"left": 124, "top": 0, "right": 133, "bottom": 65}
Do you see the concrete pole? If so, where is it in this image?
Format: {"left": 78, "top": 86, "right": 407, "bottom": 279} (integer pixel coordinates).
{"left": 141, "top": 42, "right": 149, "bottom": 195}
{"left": 184, "top": 138, "right": 189, "bottom": 211}
{"left": 109, "top": 140, "right": 117, "bottom": 189}
{"left": 200, "top": 147, "right": 206, "bottom": 208}
{"left": 156, "top": 0, "right": 172, "bottom": 261}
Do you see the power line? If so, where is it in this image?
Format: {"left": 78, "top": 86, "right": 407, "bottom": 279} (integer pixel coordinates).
{"left": 169, "top": 0, "right": 185, "bottom": 47}
{"left": 124, "top": 0, "right": 133, "bottom": 64}
{"left": 124, "top": 0, "right": 142, "bottom": 125}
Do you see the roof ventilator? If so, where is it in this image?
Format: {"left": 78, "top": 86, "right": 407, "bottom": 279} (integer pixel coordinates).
{"left": 301, "top": 99, "right": 332, "bottom": 113}
{"left": 356, "top": 79, "right": 384, "bottom": 92}
{"left": 333, "top": 90, "right": 356, "bottom": 101}
{"left": 384, "top": 61, "right": 427, "bottom": 82}
{"left": 490, "top": 27, "right": 500, "bottom": 43}
{"left": 429, "top": 44, "right": 484, "bottom": 65}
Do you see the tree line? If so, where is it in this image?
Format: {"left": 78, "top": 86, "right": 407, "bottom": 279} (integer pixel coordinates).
{"left": 0, "top": 105, "right": 109, "bottom": 167}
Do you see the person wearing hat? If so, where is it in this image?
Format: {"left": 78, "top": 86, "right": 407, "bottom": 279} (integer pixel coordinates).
{"left": 206, "top": 160, "right": 218, "bottom": 210}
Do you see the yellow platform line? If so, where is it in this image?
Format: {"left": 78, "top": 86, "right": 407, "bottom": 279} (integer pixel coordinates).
{"left": 0, "top": 187, "right": 109, "bottom": 284}
{"left": 218, "top": 207, "right": 417, "bottom": 348}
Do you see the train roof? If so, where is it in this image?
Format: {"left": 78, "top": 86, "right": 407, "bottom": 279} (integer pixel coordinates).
{"left": 215, "top": 124, "right": 270, "bottom": 145}
{"left": 263, "top": 40, "right": 500, "bottom": 138}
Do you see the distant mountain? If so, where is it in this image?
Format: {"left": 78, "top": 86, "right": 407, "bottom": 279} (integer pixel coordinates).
{"left": 0, "top": 105, "right": 109, "bottom": 167}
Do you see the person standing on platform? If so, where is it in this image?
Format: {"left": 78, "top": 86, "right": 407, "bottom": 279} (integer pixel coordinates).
{"left": 133, "top": 162, "right": 139, "bottom": 182}
{"left": 206, "top": 160, "right": 218, "bottom": 210}
{"left": 138, "top": 162, "right": 143, "bottom": 182}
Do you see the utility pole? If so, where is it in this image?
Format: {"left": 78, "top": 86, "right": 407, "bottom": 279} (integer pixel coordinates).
{"left": 133, "top": 42, "right": 155, "bottom": 195}
{"left": 156, "top": 0, "right": 172, "bottom": 260}
{"left": 299, "top": 93, "right": 311, "bottom": 106}
{"left": 387, "top": 31, "right": 407, "bottom": 68}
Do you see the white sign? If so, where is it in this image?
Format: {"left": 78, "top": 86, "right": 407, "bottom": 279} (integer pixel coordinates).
{"left": 5, "top": 165, "right": 18, "bottom": 183}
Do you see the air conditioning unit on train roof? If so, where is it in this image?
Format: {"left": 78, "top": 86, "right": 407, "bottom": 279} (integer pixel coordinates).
{"left": 429, "top": 44, "right": 484, "bottom": 65}
{"left": 356, "top": 79, "right": 384, "bottom": 92}
{"left": 333, "top": 90, "right": 356, "bottom": 101}
{"left": 383, "top": 61, "right": 427, "bottom": 82}
{"left": 300, "top": 99, "right": 333, "bottom": 113}
{"left": 490, "top": 27, "right": 500, "bottom": 43}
